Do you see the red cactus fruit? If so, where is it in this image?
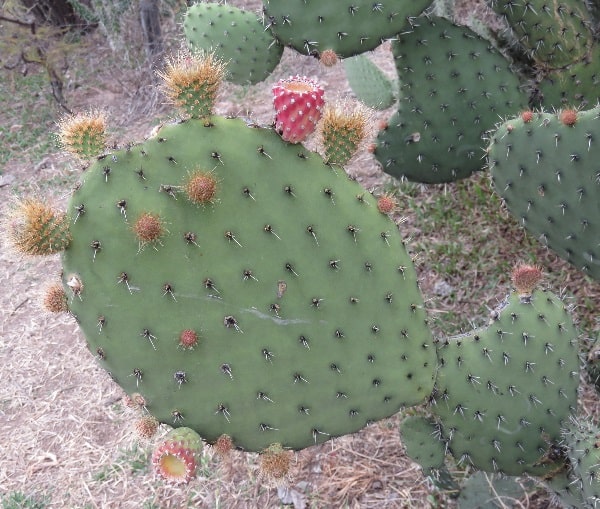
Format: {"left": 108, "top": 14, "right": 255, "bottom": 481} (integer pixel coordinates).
{"left": 152, "top": 427, "right": 202, "bottom": 484}
{"left": 521, "top": 111, "right": 534, "bottom": 123}
{"left": 185, "top": 171, "right": 217, "bottom": 205}
{"left": 258, "top": 443, "right": 293, "bottom": 486}
{"left": 377, "top": 194, "right": 397, "bottom": 215}
{"left": 179, "top": 329, "right": 199, "bottom": 349}
{"left": 511, "top": 264, "right": 543, "bottom": 296}
{"left": 560, "top": 109, "right": 578, "bottom": 126}
{"left": 273, "top": 76, "right": 325, "bottom": 143}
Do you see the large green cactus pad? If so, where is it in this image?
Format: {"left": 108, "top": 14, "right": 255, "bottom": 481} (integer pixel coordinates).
{"left": 431, "top": 290, "right": 579, "bottom": 476}
{"left": 261, "top": 0, "right": 431, "bottom": 58}
{"left": 183, "top": 3, "right": 283, "bottom": 85}
{"left": 489, "top": 106, "right": 600, "bottom": 281}
{"left": 374, "top": 17, "right": 527, "bottom": 184}
{"left": 61, "top": 117, "right": 436, "bottom": 452}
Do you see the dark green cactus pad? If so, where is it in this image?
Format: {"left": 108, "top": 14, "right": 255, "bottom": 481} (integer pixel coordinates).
{"left": 431, "top": 290, "right": 580, "bottom": 476}
{"left": 399, "top": 415, "right": 445, "bottom": 472}
{"left": 488, "top": 106, "right": 600, "bottom": 281}
{"left": 61, "top": 116, "right": 436, "bottom": 452}
{"left": 457, "top": 472, "right": 533, "bottom": 509}
{"left": 343, "top": 54, "right": 396, "bottom": 110}
{"left": 374, "top": 17, "right": 527, "bottom": 184}
{"left": 261, "top": 0, "right": 431, "bottom": 58}
{"left": 183, "top": 3, "right": 283, "bottom": 85}
{"left": 489, "top": 0, "right": 595, "bottom": 68}
{"left": 536, "top": 45, "right": 600, "bottom": 110}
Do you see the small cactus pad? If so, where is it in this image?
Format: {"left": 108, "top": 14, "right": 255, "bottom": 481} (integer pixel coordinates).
{"left": 273, "top": 76, "right": 325, "bottom": 143}
{"left": 488, "top": 105, "right": 600, "bottom": 281}
{"left": 375, "top": 17, "right": 527, "bottom": 184}
{"left": 490, "top": 0, "right": 595, "bottom": 68}
{"left": 399, "top": 415, "right": 446, "bottom": 473}
{"left": 61, "top": 116, "right": 435, "bottom": 452}
{"left": 343, "top": 54, "right": 396, "bottom": 110}
{"left": 261, "top": 0, "right": 431, "bottom": 58}
{"left": 431, "top": 289, "right": 580, "bottom": 476}
{"left": 183, "top": 3, "right": 283, "bottom": 85}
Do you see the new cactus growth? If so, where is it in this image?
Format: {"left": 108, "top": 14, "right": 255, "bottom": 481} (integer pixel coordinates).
{"left": 183, "top": 3, "right": 283, "bottom": 85}
{"left": 273, "top": 76, "right": 325, "bottom": 143}
{"left": 318, "top": 101, "right": 369, "bottom": 166}
{"left": 57, "top": 110, "right": 107, "bottom": 159}
{"left": 488, "top": 105, "right": 600, "bottom": 281}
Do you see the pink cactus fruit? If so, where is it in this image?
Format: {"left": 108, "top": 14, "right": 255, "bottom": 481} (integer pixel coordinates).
{"left": 272, "top": 76, "right": 324, "bottom": 143}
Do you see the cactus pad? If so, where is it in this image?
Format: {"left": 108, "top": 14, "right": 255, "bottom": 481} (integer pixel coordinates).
{"left": 60, "top": 116, "right": 436, "bottom": 452}
{"left": 183, "top": 3, "right": 283, "bottom": 85}
{"left": 374, "top": 17, "right": 527, "bottom": 184}
{"left": 488, "top": 105, "right": 600, "bottom": 281}
{"left": 261, "top": 0, "right": 431, "bottom": 58}
{"left": 431, "top": 290, "right": 580, "bottom": 475}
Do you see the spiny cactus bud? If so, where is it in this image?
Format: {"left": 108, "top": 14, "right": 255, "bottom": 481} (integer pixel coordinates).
{"left": 4, "top": 198, "right": 71, "bottom": 256}
{"left": 376, "top": 194, "right": 397, "bottom": 215}
{"left": 123, "top": 392, "right": 146, "bottom": 409}
{"left": 511, "top": 264, "right": 543, "bottom": 296}
{"left": 521, "top": 110, "right": 534, "bottom": 123}
{"left": 134, "top": 415, "right": 160, "bottom": 439}
{"left": 560, "top": 109, "right": 578, "bottom": 126}
{"left": 152, "top": 427, "right": 202, "bottom": 484}
{"left": 319, "top": 49, "right": 339, "bottom": 67}
{"left": 157, "top": 50, "right": 225, "bottom": 119}
{"left": 185, "top": 170, "right": 218, "bottom": 205}
{"left": 178, "top": 329, "right": 199, "bottom": 350}
{"left": 319, "top": 101, "right": 369, "bottom": 166}
{"left": 258, "top": 443, "right": 293, "bottom": 486}
{"left": 273, "top": 76, "right": 324, "bottom": 143}
{"left": 43, "top": 282, "right": 69, "bottom": 313}
{"left": 212, "top": 434, "right": 234, "bottom": 458}
{"left": 132, "top": 212, "right": 165, "bottom": 248}
{"left": 57, "top": 110, "right": 107, "bottom": 159}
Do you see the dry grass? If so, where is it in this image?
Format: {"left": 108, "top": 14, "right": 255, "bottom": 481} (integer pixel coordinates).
{"left": 1, "top": 1, "right": 599, "bottom": 508}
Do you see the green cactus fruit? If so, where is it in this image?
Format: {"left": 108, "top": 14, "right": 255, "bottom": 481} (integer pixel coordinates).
{"left": 489, "top": 0, "right": 595, "bottom": 69}
{"left": 60, "top": 115, "right": 436, "bottom": 453}
{"left": 399, "top": 415, "right": 446, "bottom": 473}
{"left": 319, "top": 101, "right": 369, "bottom": 167}
{"left": 561, "top": 418, "right": 600, "bottom": 506}
{"left": 488, "top": 105, "right": 600, "bottom": 281}
{"left": 5, "top": 198, "right": 71, "bottom": 256}
{"left": 430, "top": 288, "right": 580, "bottom": 476}
{"left": 374, "top": 16, "right": 527, "bottom": 184}
{"left": 536, "top": 45, "right": 600, "bottom": 110}
{"left": 183, "top": 3, "right": 283, "bottom": 85}
{"left": 261, "top": 0, "right": 431, "bottom": 59}
{"left": 343, "top": 54, "right": 396, "bottom": 110}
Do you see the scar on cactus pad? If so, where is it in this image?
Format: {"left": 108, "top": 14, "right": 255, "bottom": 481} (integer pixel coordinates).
{"left": 273, "top": 76, "right": 325, "bottom": 143}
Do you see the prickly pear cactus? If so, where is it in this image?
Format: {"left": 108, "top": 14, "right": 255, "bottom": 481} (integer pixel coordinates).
{"left": 343, "top": 54, "right": 396, "bottom": 110}
{"left": 183, "top": 3, "right": 283, "bottom": 85}
{"left": 261, "top": 0, "right": 432, "bottom": 58}
{"left": 489, "top": 0, "right": 595, "bottom": 68}
{"left": 400, "top": 415, "right": 446, "bottom": 473}
{"left": 57, "top": 115, "right": 436, "bottom": 453}
{"left": 374, "top": 16, "right": 527, "bottom": 184}
{"left": 430, "top": 286, "right": 580, "bottom": 476}
{"left": 488, "top": 105, "right": 600, "bottom": 281}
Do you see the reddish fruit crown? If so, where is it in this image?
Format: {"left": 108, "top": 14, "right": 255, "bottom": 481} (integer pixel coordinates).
{"left": 185, "top": 171, "right": 217, "bottom": 205}
{"left": 152, "top": 440, "right": 198, "bottom": 484}
{"left": 511, "top": 264, "right": 543, "bottom": 295}
{"left": 560, "top": 109, "right": 578, "bottom": 126}
{"left": 521, "top": 111, "right": 534, "bottom": 123}
{"left": 273, "top": 76, "right": 325, "bottom": 144}
{"left": 179, "top": 329, "right": 199, "bottom": 349}
{"left": 377, "top": 194, "right": 397, "bottom": 215}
